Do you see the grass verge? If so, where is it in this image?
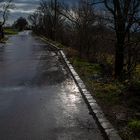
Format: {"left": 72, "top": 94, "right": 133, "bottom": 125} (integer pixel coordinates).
{"left": 0, "top": 28, "right": 18, "bottom": 43}
{"left": 4, "top": 28, "right": 18, "bottom": 35}
{"left": 70, "top": 57, "right": 140, "bottom": 140}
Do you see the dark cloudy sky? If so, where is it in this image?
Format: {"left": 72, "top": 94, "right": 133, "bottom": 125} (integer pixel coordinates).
{"left": 7, "top": 0, "right": 78, "bottom": 25}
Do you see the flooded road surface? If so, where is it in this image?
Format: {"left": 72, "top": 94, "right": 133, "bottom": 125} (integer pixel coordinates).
{"left": 0, "top": 31, "right": 103, "bottom": 140}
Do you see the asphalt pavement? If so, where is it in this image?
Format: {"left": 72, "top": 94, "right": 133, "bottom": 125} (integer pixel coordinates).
{"left": 0, "top": 31, "right": 104, "bottom": 140}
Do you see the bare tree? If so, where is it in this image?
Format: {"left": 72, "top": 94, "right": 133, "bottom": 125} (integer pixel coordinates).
{"left": 29, "top": 0, "right": 65, "bottom": 40}
{"left": 89, "top": 0, "right": 140, "bottom": 78}
{"left": 28, "top": 10, "right": 42, "bottom": 33}
{"left": 0, "top": 0, "right": 12, "bottom": 25}
{"left": 0, "top": 0, "right": 13, "bottom": 38}
{"left": 100, "top": 0, "right": 140, "bottom": 79}
{"left": 54, "top": 0, "right": 57, "bottom": 40}
{"left": 29, "top": 0, "right": 140, "bottom": 78}
{"left": 59, "top": 0, "right": 96, "bottom": 58}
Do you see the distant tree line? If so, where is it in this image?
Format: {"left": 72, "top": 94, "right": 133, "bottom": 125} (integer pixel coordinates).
{"left": 13, "top": 17, "right": 28, "bottom": 31}
{"left": 29, "top": 0, "right": 140, "bottom": 80}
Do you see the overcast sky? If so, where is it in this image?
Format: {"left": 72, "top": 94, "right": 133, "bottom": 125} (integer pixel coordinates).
{"left": 6, "top": 0, "right": 78, "bottom": 25}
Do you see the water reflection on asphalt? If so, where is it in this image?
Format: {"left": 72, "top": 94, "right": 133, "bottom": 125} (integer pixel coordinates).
{"left": 0, "top": 31, "right": 103, "bottom": 140}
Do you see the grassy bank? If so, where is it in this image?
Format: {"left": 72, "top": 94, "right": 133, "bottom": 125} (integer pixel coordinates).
{"left": 4, "top": 28, "right": 18, "bottom": 35}
{"left": 72, "top": 58, "right": 139, "bottom": 139}
{"left": 0, "top": 28, "right": 18, "bottom": 43}
{"left": 42, "top": 36, "right": 140, "bottom": 140}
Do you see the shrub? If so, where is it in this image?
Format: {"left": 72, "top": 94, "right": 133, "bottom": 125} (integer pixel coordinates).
{"left": 128, "top": 120, "right": 140, "bottom": 136}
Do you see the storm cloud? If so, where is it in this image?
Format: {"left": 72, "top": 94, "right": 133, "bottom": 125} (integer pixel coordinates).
{"left": 7, "top": 0, "right": 78, "bottom": 25}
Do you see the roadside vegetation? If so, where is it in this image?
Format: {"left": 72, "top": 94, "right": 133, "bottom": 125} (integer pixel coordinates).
{"left": 0, "top": 0, "right": 14, "bottom": 42}
{"left": 70, "top": 57, "right": 140, "bottom": 140}
{"left": 4, "top": 27, "right": 18, "bottom": 35}
{"left": 0, "top": 27, "right": 18, "bottom": 43}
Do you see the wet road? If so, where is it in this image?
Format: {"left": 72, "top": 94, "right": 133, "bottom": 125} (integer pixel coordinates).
{"left": 0, "top": 31, "right": 103, "bottom": 140}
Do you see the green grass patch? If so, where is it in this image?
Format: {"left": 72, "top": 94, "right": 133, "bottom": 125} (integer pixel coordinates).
{"left": 4, "top": 28, "right": 18, "bottom": 35}
{"left": 72, "top": 58, "right": 102, "bottom": 76}
{"left": 92, "top": 82, "right": 124, "bottom": 105}
{"left": 128, "top": 120, "right": 140, "bottom": 133}
{"left": 121, "top": 120, "right": 140, "bottom": 139}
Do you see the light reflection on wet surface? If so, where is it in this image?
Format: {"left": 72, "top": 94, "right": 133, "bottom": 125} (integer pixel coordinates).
{"left": 0, "top": 31, "right": 103, "bottom": 140}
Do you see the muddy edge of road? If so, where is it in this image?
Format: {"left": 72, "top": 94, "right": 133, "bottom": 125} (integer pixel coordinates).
{"left": 40, "top": 37, "right": 122, "bottom": 140}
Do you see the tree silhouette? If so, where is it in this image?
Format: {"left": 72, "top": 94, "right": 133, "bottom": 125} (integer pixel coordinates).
{"left": 0, "top": 0, "right": 13, "bottom": 39}
{"left": 14, "top": 17, "right": 28, "bottom": 31}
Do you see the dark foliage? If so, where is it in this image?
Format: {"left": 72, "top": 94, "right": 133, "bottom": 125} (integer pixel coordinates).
{"left": 13, "top": 17, "right": 28, "bottom": 31}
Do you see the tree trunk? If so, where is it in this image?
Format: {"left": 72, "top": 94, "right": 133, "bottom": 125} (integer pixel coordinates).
{"left": 53, "top": 0, "right": 57, "bottom": 41}
{"left": 0, "top": 25, "right": 4, "bottom": 39}
{"left": 127, "top": 30, "right": 132, "bottom": 78}
{"left": 115, "top": 36, "right": 125, "bottom": 79}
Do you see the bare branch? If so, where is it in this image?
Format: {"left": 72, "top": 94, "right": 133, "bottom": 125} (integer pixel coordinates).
{"left": 0, "top": 0, "right": 13, "bottom": 25}
{"left": 90, "top": 0, "right": 104, "bottom": 5}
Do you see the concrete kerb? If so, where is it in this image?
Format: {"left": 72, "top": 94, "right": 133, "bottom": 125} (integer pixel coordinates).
{"left": 41, "top": 38, "right": 122, "bottom": 140}
{"left": 40, "top": 37, "right": 61, "bottom": 51}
